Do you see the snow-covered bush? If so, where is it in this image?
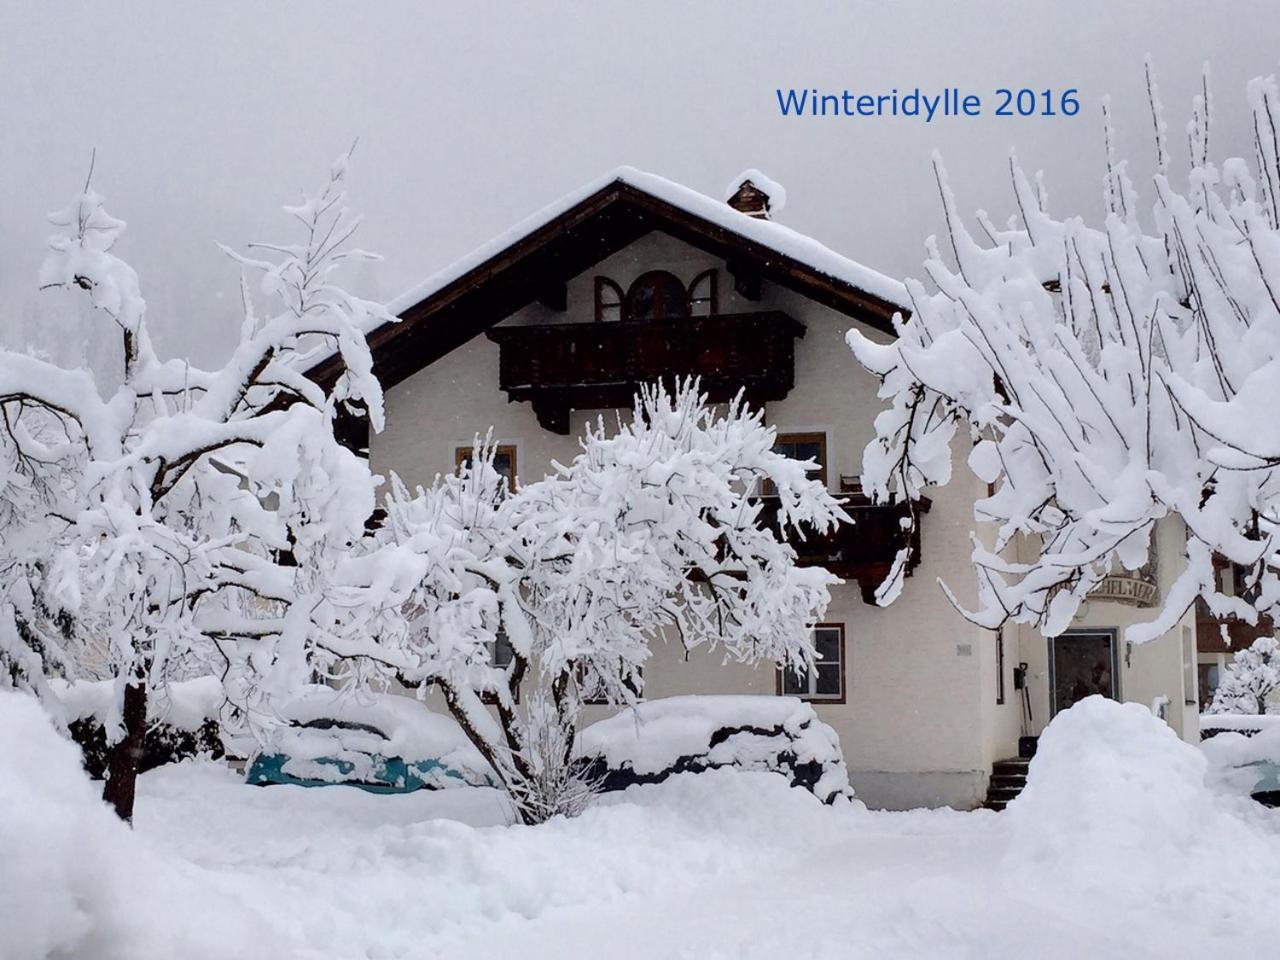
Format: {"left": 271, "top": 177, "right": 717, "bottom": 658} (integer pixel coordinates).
{"left": 1208, "top": 635, "right": 1280, "bottom": 715}
{"left": 848, "top": 67, "right": 1280, "bottom": 644}
{"left": 327, "top": 382, "right": 846, "bottom": 823}
{"left": 0, "top": 156, "right": 386, "bottom": 819}
{"left": 49, "top": 677, "right": 226, "bottom": 778}
{"left": 577, "top": 695, "right": 855, "bottom": 805}
{"left": 0, "top": 691, "right": 276, "bottom": 960}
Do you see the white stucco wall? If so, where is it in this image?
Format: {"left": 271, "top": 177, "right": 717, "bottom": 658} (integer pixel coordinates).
{"left": 367, "top": 228, "right": 1183, "bottom": 809}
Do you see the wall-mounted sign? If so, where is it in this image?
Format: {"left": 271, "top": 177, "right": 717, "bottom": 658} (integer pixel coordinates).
{"left": 1089, "top": 554, "right": 1159, "bottom": 608}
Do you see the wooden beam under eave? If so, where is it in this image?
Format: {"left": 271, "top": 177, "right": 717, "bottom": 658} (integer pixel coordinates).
{"left": 537, "top": 281, "right": 567, "bottom": 312}
{"left": 728, "top": 258, "right": 762, "bottom": 301}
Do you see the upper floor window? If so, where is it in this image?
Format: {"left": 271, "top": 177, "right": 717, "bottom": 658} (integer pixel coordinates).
{"left": 455, "top": 443, "right": 518, "bottom": 494}
{"left": 764, "top": 431, "right": 828, "bottom": 495}
{"left": 779, "top": 624, "right": 845, "bottom": 702}
{"left": 593, "top": 269, "right": 719, "bottom": 323}
{"left": 687, "top": 269, "right": 718, "bottom": 316}
{"left": 595, "top": 277, "right": 624, "bottom": 322}
{"left": 626, "top": 270, "right": 689, "bottom": 322}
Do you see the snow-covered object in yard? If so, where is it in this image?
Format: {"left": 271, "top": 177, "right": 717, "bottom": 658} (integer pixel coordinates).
{"left": 49, "top": 675, "right": 225, "bottom": 735}
{"left": 0, "top": 691, "right": 276, "bottom": 960}
{"left": 723, "top": 169, "right": 787, "bottom": 214}
{"left": 1201, "top": 712, "right": 1280, "bottom": 736}
{"left": 1200, "top": 723, "right": 1280, "bottom": 798}
{"left": 577, "top": 695, "right": 855, "bottom": 805}
{"left": 247, "top": 685, "right": 495, "bottom": 790}
{"left": 848, "top": 70, "right": 1280, "bottom": 640}
{"left": 1208, "top": 635, "right": 1280, "bottom": 715}
{"left": 1006, "top": 697, "right": 1210, "bottom": 855}
{"left": 377, "top": 165, "right": 904, "bottom": 320}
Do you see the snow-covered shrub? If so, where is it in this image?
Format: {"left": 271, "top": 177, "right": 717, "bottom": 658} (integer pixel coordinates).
{"left": 1209, "top": 635, "right": 1280, "bottom": 715}
{"left": 330, "top": 382, "right": 846, "bottom": 823}
{"left": 577, "top": 695, "right": 855, "bottom": 805}
{"left": 0, "top": 691, "right": 276, "bottom": 960}
{"left": 51, "top": 677, "right": 227, "bottom": 778}
{"left": 848, "top": 67, "right": 1280, "bottom": 645}
{"left": 0, "top": 155, "right": 386, "bottom": 819}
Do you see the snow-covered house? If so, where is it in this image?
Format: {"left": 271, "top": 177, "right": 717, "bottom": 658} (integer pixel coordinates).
{"left": 306, "top": 168, "right": 1199, "bottom": 810}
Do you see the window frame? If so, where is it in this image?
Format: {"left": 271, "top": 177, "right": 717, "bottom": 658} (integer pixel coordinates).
{"left": 481, "top": 629, "right": 519, "bottom": 706}
{"left": 594, "top": 277, "right": 625, "bottom": 322}
{"left": 578, "top": 663, "right": 643, "bottom": 706}
{"left": 764, "top": 430, "right": 829, "bottom": 496}
{"left": 687, "top": 268, "right": 719, "bottom": 316}
{"left": 454, "top": 442, "right": 519, "bottom": 492}
{"left": 995, "top": 627, "right": 1006, "bottom": 705}
{"left": 624, "top": 270, "right": 690, "bottom": 323}
{"left": 777, "top": 623, "right": 846, "bottom": 704}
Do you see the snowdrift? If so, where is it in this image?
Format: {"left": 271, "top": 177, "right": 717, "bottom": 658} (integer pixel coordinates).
{"left": 1002, "top": 695, "right": 1280, "bottom": 941}
{"left": 0, "top": 691, "right": 277, "bottom": 960}
{"left": 577, "top": 695, "right": 855, "bottom": 804}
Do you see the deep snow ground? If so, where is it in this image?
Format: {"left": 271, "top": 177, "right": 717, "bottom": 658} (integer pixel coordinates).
{"left": 7, "top": 694, "right": 1280, "bottom": 960}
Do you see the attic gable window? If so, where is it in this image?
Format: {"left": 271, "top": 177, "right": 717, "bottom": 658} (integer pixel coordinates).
{"left": 594, "top": 269, "right": 719, "bottom": 322}
{"left": 688, "top": 269, "right": 718, "bottom": 316}
{"left": 594, "top": 277, "right": 624, "bottom": 322}
{"left": 626, "top": 270, "right": 689, "bottom": 322}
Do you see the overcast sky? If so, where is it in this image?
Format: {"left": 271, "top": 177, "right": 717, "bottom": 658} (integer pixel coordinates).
{"left": 3, "top": 1, "right": 1279, "bottom": 364}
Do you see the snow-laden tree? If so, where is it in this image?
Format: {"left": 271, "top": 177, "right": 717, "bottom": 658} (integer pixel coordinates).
{"left": 324, "top": 382, "right": 845, "bottom": 823}
{"left": 1209, "top": 635, "right": 1280, "bottom": 715}
{"left": 848, "top": 66, "right": 1280, "bottom": 646}
{"left": 0, "top": 156, "right": 386, "bottom": 820}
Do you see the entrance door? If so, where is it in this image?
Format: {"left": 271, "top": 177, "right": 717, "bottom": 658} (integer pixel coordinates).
{"left": 1050, "top": 630, "right": 1118, "bottom": 716}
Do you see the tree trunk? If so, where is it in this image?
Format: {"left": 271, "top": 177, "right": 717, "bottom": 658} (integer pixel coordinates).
{"left": 102, "top": 679, "right": 147, "bottom": 823}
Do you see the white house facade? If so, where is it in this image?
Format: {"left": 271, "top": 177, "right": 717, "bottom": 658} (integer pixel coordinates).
{"left": 309, "top": 168, "right": 1200, "bottom": 810}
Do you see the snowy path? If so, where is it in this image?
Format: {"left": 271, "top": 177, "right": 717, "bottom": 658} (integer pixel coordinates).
{"left": 130, "top": 759, "right": 1280, "bottom": 960}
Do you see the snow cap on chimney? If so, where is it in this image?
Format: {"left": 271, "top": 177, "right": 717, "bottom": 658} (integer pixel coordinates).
{"left": 724, "top": 169, "right": 786, "bottom": 219}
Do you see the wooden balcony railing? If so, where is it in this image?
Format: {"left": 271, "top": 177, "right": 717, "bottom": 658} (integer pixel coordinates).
{"left": 756, "top": 494, "right": 930, "bottom": 604}
{"left": 1196, "top": 598, "right": 1275, "bottom": 654}
{"left": 486, "top": 311, "right": 805, "bottom": 433}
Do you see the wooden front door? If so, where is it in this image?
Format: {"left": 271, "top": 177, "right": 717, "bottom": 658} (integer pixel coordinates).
{"left": 1050, "top": 631, "right": 1118, "bottom": 716}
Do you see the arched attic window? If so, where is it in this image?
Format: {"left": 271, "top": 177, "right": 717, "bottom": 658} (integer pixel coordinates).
{"left": 594, "top": 277, "right": 624, "bottom": 322}
{"left": 687, "top": 269, "right": 718, "bottom": 316}
{"left": 625, "top": 270, "right": 689, "bottom": 322}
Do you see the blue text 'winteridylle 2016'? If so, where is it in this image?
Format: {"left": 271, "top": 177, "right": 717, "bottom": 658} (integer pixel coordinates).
{"left": 776, "top": 87, "right": 1080, "bottom": 122}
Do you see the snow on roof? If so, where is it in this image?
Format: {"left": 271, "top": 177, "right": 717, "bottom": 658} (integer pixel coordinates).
{"left": 383, "top": 166, "right": 908, "bottom": 317}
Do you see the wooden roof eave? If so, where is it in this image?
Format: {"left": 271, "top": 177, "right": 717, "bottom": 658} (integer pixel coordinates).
{"left": 306, "top": 178, "right": 906, "bottom": 390}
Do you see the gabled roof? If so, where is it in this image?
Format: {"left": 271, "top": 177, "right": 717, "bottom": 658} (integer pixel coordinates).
{"left": 305, "top": 167, "right": 909, "bottom": 391}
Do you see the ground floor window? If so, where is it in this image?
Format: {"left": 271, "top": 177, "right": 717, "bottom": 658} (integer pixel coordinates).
{"left": 779, "top": 624, "right": 845, "bottom": 702}
{"left": 481, "top": 629, "right": 517, "bottom": 705}
{"left": 1198, "top": 661, "right": 1221, "bottom": 711}
{"left": 996, "top": 627, "right": 1007, "bottom": 705}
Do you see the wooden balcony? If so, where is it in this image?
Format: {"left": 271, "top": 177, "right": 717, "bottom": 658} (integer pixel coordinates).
{"left": 1196, "top": 598, "right": 1275, "bottom": 654}
{"left": 485, "top": 311, "right": 805, "bottom": 433}
{"left": 756, "top": 494, "right": 930, "bottom": 604}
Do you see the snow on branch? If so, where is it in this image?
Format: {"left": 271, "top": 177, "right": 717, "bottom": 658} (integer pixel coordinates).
{"left": 849, "top": 68, "right": 1280, "bottom": 643}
